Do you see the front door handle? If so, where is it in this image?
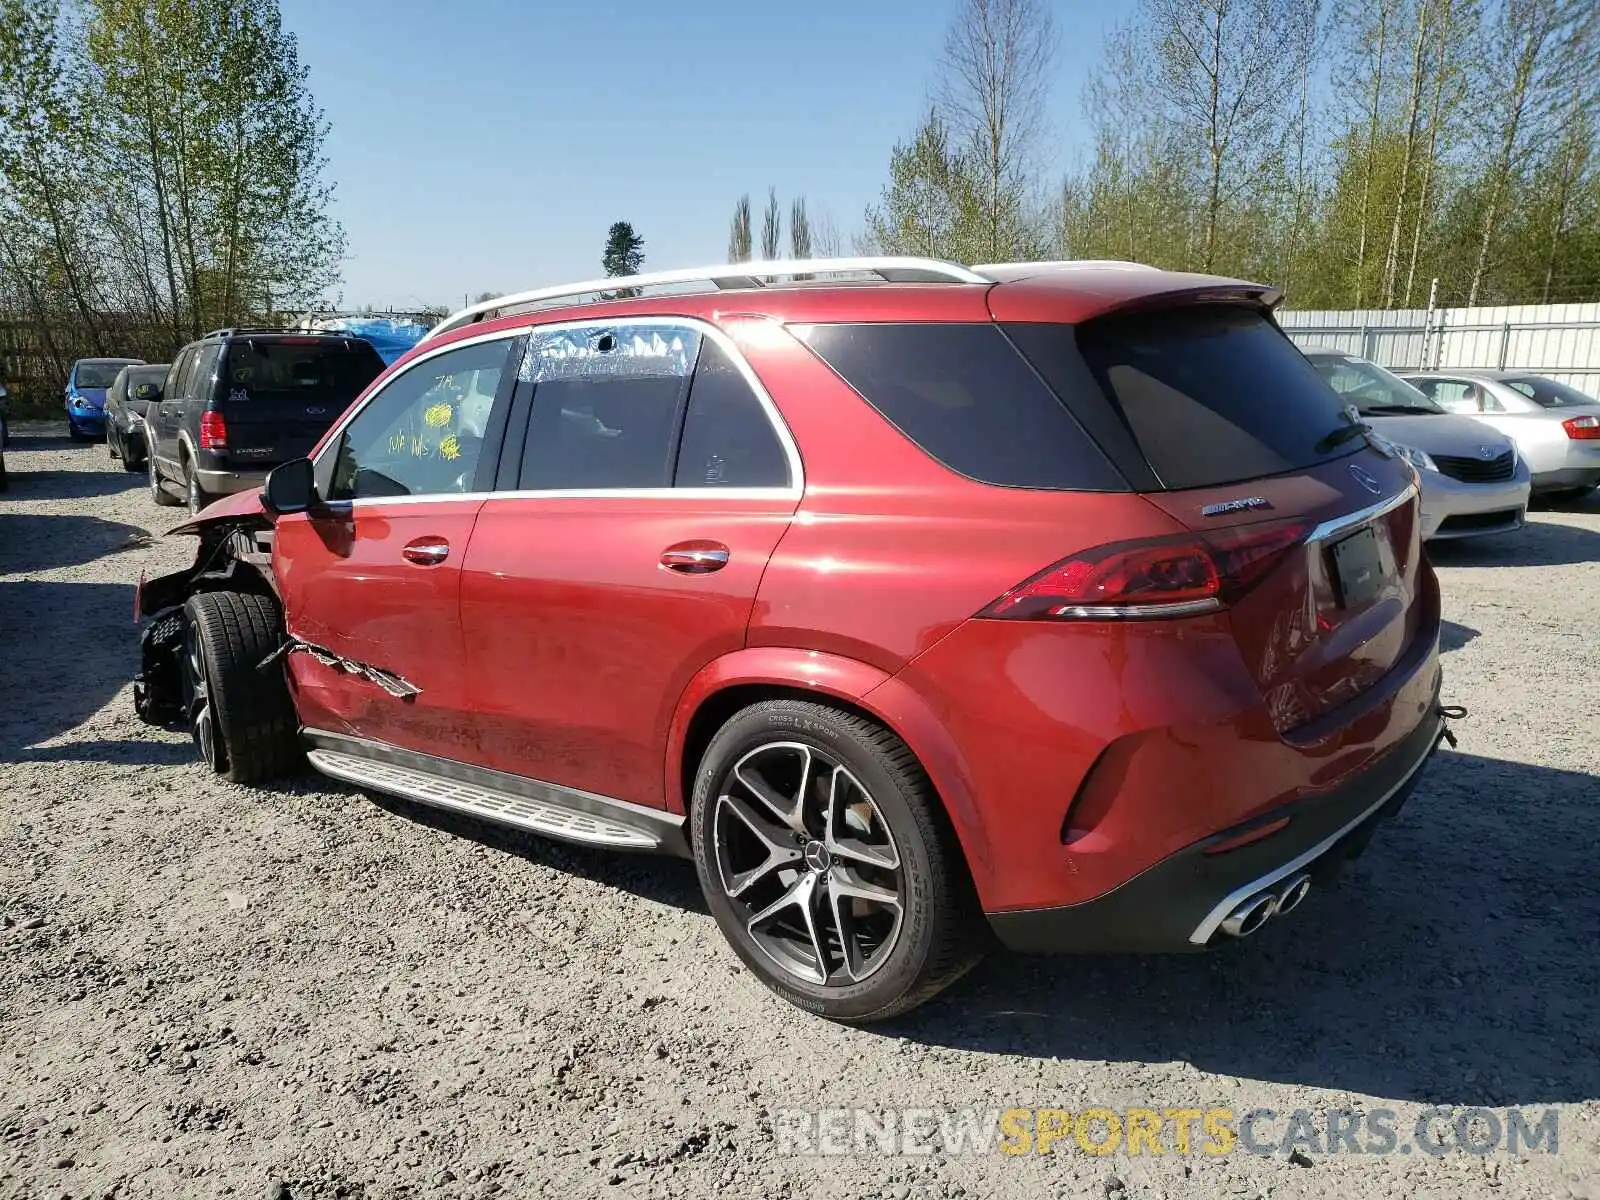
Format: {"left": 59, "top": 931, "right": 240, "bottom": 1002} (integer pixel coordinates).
{"left": 402, "top": 537, "right": 450, "bottom": 565}
{"left": 660, "top": 541, "right": 730, "bottom": 574}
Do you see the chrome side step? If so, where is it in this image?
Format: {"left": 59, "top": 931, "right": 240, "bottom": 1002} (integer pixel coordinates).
{"left": 305, "top": 737, "right": 682, "bottom": 854}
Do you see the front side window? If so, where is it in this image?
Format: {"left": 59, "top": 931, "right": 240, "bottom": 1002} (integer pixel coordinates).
{"left": 1415, "top": 378, "right": 1480, "bottom": 414}
{"left": 518, "top": 324, "right": 699, "bottom": 490}
{"left": 328, "top": 337, "right": 514, "bottom": 500}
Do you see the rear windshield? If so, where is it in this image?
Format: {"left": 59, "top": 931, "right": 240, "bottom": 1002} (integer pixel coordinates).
{"left": 1054, "top": 308, "right": 1366, "bottom": 491}
{"left": 217, "top": 338, "right": 384, "bottom": 405}
{"left": 1501, "top": 375, "right": 1599, "bottom": 408}
{"left": 795, "top": 323, "right": 1124, "bottom": 490}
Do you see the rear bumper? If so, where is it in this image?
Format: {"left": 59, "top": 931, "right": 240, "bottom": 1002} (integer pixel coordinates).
{"left": 1531, "top": 466, "right": 1600, "bottom": 491}
{"left": 1417, "top": 462, "right": 1530, "bottom": 539}
{"left": 194, "top": 466, "right": 268, "bottom": 496}
{"left": 988, "top": 701, "right": 1443, "bottom": 953}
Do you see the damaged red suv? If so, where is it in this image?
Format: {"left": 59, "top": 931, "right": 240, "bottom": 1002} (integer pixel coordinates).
{"left": 133, "top": 258, "right": 1449, "bottom": 1021}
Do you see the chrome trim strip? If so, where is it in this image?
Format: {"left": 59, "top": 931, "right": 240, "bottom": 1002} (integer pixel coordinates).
{"left": 1052, "top": 598, "right": 1222, "bottom": 619}
{"left": 1307, "top": 483, "right": 1417, "bottom": 545}
{"left": 1187, "top": 721, "right": 1439, "bottom": 945}
{"left": 421, "top": 256, "right": 989, "bottom": 343}
{"left": 312, "top": 316, "right": 805, "bottom": 501}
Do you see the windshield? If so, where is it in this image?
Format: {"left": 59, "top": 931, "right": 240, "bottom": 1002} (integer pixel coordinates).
{"left": 1306, "top": 354, "right": 1442, "bottom": 415}
{"left": 1501, "top": 375, "right": 1599, "bottom": 409}
{"left": 74, "top": 360, "right": 141, "bottom": 389}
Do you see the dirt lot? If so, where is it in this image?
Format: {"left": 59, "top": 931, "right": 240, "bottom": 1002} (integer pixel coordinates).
{"left": 1, "top": 424, "right": 1597, "bottom": 1200}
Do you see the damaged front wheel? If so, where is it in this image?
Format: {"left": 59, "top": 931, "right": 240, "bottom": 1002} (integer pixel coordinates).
{"left": 181, "top": 591, "right": 303, "bottom": 783}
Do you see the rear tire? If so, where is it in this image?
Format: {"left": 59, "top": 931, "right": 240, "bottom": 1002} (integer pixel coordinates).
{"left": 181, "top": 591, "right": 301, "bottom": 784}
{"left": 149, "top": 453, "right": 180, "bottom": 506}
{"left": 186, "top": 463, "right": 212, "bottom": 515}
{"left": 690, "top": 699, "right": 986, "bottom": 1023}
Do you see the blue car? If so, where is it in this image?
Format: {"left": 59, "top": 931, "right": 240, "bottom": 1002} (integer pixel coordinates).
{"left": 66, "top": 357, "right": 145, "bottom": 441}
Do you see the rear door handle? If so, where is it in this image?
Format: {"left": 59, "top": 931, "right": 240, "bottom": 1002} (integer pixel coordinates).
{"left": 660, "top": 541, "right": 730, "bottom": 573}
{"left": 402, "top": 537, "right": 450, "bottom": 565}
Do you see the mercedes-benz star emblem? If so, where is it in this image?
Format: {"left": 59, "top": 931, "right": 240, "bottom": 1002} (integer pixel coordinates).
{"left": 802, "top": 841, "right": 832, "bottom": 873}
{"left": 1348, "top": 464, "right": 1382, "bottom": 494}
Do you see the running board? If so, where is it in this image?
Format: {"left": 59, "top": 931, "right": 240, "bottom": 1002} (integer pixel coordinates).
{"left": 304, "top": 737, "right": 685, "bottom": 854}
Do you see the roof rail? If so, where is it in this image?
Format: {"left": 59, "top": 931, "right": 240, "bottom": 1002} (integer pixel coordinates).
{"left": 200, "top": 325, "right": 347, "bottom": 340}
{"left": 971, "top": 260, "right": 1162, "bottom": 279}
{"left": 419, "top": 256, "right": 989, "bottom": 344}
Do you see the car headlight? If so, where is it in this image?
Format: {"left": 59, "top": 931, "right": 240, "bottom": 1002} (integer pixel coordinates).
{"left": 1369, "top": 434, "right": 1435, "bottom": 473}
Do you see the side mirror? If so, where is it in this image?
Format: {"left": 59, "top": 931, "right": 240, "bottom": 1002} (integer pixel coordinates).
{"left": 261, "top": 457, "right": 317, "bottom": 516}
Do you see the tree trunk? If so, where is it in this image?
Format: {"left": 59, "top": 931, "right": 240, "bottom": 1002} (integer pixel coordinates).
{"left": 1354, "top": 3, "right": 1389, "bottom": 309}
{"left": 1404, "top": 0, "right": 1452, "bottom": 307}
{"left": 1382, "top": 0, "right": 1431, "bottom": 307}
{"left": 1468, "top": 12, "right": 1545, "bottom": 306}
{"left": 1202, "top": 1, "right": 1225, "bottom": 273}
{"left": 1539, "top": 97, "right": 1585, "bottom": 303}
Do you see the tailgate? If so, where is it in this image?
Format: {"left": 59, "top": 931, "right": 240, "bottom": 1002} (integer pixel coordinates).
{"left": 1143, "top": 453, "right": 1425, "bottom": 731}
{"left": 216, "top": 337, "right": 384, "bottom": 468}
{"left": 221, "top": 397, "right": 341, "bottom": 467}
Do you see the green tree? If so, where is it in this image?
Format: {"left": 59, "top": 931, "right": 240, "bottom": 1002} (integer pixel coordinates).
{"left": 728, "top": 194, "right": 752, "bottom": 262}
{"left": 760, "top": 187, "right": 781, "bottom": 260}
{"left": 863, "top": 110, "right": 992, "bottom": 261}
{"left": 789, "top": 197, "right": 812, "bottom": 259}
{"left": 601, "top": 220, "right": 645, "bottom": 278}
{"left": 83, "top": 0, "right": 344, "bottom": 338}
{"left": 937, "top": 0, "right": 1055, "bottom": 262}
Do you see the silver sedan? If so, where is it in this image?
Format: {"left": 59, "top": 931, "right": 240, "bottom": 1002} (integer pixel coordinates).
{"left": 1401, "top": 370, "right": 1600, "bottom": 500}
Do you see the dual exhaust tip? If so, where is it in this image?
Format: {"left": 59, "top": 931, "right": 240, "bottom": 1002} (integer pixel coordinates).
{"left": 1220, "top": 872, "right": 1313, "bottom": 938}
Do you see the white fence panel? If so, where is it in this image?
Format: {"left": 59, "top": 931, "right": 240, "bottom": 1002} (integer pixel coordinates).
{"left": 1277, "top": 302, "right": 1600, "bottom": 393}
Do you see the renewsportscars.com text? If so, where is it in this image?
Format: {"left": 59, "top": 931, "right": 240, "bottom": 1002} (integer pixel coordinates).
{"left": 772, "top": 1106, "right": 1560, "bottom": 1159}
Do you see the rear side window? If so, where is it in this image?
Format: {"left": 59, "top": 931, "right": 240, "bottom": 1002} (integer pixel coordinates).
{"left": 218, "top": 338, "right": 384, "bottom": 406}
{"left": 518, "top": 325, "right": 698, "bottom": 490}
{"left": 674, "top": 342, "right": 790, "bottom": 488}
{"left": 1062, "top": 308, "right": 1358, "bottom": 491}
{"left": 797, "top": 324, "right": 1123, "bottom": 490}
{"left": 1502, "top": 375, "right": 1599, "bottom": 408}
{"left": 174, "top": 347, "right": 206, "bottom": 404}
{"left": 190, "top": 344, "right": 222, "bottom": 403}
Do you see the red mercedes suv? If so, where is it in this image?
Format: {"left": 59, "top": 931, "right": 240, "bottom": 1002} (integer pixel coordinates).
{"left": 132, "top": 258, "right": 1449, "bottom": 1022}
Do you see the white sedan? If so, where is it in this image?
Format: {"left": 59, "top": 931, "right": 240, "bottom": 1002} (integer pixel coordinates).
{"left": 1402, "top": 370, "right": 1600, "bottom": 501}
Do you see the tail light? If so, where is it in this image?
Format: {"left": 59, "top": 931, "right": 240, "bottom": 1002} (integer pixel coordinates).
{"left": 982, "top": 520, "right": 1308, "bottom": 621}
{"left": 1562, "top": 415, "right": 1600, "bottom": 440}
{"left": 199, "top": 410, "right": 228, "bottom": 450}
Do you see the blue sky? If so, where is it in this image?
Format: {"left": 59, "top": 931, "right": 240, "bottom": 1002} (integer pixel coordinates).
{"left": 279, "top": 0, "right": 1112, "bottom": 311}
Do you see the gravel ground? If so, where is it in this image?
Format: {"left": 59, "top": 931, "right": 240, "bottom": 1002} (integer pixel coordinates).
{"left": 2, "top": 423, "right": 1597, "bottom": 1200}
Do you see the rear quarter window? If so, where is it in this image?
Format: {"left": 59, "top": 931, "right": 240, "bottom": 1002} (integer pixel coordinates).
{"left": 796, "top": 323, "right": 1124, "bottom": 491}
{"left": 1050, "top": 307, "right": 1359, "bottom": 491}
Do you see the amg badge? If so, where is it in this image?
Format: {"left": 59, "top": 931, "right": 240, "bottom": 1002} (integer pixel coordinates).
{"left": 1201, "top": 496, "right": 1270, "bottom": 517}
